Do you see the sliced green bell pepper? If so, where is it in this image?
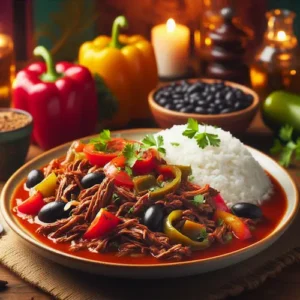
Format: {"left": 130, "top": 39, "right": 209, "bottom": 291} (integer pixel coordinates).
{"left": 164, "top": 210, "right": 211, "bottom": 250}
{"left": 150, "top": 165, "right": 181, "bottom": 200}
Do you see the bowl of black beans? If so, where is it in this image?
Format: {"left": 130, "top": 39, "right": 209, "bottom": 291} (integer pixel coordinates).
{"left": 148, "top": 79, "right": 259, "bottom": 133}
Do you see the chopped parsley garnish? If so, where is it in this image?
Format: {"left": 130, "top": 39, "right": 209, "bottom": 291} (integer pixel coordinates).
{"left": 270, "top": 124, "right": 300, "bottom": 167}
{"left": 141, "top": 134, "right": 166, "bottom": 155}
{"left": 196, "top": 228, "right": 208, "bottom": 241}
{"left": 192, "top": 194, "right": 205, "bottom": 205}
{"left": 171, "top": 142, "right": 180, "bottom": 147}
{"left": 183, "top": 118, "right": 220, "bottom": 149}
{"left": 89, "top": 129, "right": 111, "bottom": 151}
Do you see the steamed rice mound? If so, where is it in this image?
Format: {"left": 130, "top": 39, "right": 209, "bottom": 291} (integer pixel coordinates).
{"left": 156, "top": 125, "right": 272, "bottom": 207}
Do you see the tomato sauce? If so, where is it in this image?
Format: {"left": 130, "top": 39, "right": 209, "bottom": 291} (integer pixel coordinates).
{"left": 11, "top": 174, "right": 287, "bottom": 265}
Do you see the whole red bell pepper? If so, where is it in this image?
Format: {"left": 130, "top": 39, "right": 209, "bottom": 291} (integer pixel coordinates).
{"left": 13, "top": 46, "right": 98, "bottom": 149}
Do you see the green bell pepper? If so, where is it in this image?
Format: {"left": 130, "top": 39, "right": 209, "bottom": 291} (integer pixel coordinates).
{"left": 150, "top": 165, "right": 182, "bottom": 200}
{"left": 164, "top": 210, "right": 211, "bottom": 250}
{"left": 262, "top": 91, "right": 300, "bottom": 135}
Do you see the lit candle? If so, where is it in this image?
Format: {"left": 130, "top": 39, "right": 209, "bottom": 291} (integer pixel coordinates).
{"left": 151, "top": 18, "right": 190, "bottom": 77}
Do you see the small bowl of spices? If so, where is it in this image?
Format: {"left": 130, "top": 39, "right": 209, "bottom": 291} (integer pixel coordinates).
{"left": 0, "top": 108, "right": 33, "bottom": 180}
{"left": 149, "top": 79, "right": 259, "bottom": 133}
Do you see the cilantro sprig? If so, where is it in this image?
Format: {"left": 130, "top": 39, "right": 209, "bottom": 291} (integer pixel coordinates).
{"left": 183, "top": 118, "right": 220, "bottom": 149}
{"left": 270, "top": 124, "right": 300, "bottom": 167}
{"left": 122, "top": 143, "right": 141, "bottom": 167}
{"left": 89, "top": 129, "right": 111, "bottom": 151}
{"left": 141, "top": 134, "right": 166, "bottom": 155}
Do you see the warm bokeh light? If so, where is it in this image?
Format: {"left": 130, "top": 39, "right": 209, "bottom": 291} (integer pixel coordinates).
{"left": 205, "top": 37, "right": 212, "bottom": 46}
{"left": 166, "top": 18, "right": 176, "bottom": 32}
{"left": 290, "top": 69, "right": 296, "bottom": 75}
{"left": 0, "top": 36, "right": 7, "bottom": 47}
{"left": 250, "top": 68, "right": 267, "bottom": 87}
{"left": 276, "top": 30, "right": 287, "bottom": 41}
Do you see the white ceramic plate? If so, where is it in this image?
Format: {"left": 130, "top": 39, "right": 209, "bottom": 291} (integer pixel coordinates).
{"left": 0, "top": 129, "right": 298, "bottom": 279}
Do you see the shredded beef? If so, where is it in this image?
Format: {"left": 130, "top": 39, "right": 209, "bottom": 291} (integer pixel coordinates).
{"left": 32, "top": 155, "right": 245, "bottom": 261}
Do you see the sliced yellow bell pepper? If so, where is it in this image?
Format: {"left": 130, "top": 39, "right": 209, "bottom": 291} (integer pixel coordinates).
{"left": 34, "top": 172, "right": 57, "bottom": 197}
{"left": 79, "top": 16, "right": 158, "bottom": 127}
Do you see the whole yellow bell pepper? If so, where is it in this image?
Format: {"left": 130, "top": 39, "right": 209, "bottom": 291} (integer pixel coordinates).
{"left": 79, "top": 16, "right": 158, "bottom": 128}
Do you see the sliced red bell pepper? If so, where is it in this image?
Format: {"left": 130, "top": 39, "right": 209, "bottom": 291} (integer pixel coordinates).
{"left": 13, "top": 46, "right": 98, "bottom": 149}
{"left": 214, "top": 210, "right": 252, "bottom": 240}
{"left": 84, "top": 209, "right": 121, "bottom": 240}
{"left": 84, "top": 138, "right": 128, "bottom": 167}
{"left": 133, "top": 148, "right": 159, "bottom": 174}
{"left": 213, "top": 194, "right": 230, "bottom": 212}
{"left": 18, "top": 191, "right": 44, "bottom": 215}
{"left": 103, "top": 156, "right": 134, "bottom": 188}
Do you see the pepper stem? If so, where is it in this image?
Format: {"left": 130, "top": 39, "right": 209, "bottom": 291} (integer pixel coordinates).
{"left": 33, "top": 46, "right": 62, "bottom": 82}
{"left": 109, "top": 16, "right": 128, "bottom": 49}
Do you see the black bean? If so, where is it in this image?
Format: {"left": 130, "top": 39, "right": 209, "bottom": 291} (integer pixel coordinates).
{"left": 187, "top": 83, "right": 202, "bottom": 94}
{"left": 175, "top": 86, "right": 182, "bottom": 93}
{"left": 173, "top": 99, "right": 182, "bottom": 105}
{"left": 164, "top": 104, "right": 173, "bottom": 110}
{"left": 195, "top": 107, "right": 207, "bottom": 114}
{"left": 226, "top": 100, "right": 233, "bottom": 107}
{"left": 215, "top": 91, "right": 221, "bottom": 99}
{"left": 234, "top": 102, "right": 242, "bottom": 110}
{"left": 158, "top": 98, "right": 167, "bottom": 106}
{"left": 221, "top": 108, "right": 233, "bottom": 114}
{"left": 214, "top": 99, "right": 222, "bottom": 105}
{"left": 186, "top": 105, "right": 194, "bottom": 112}
{"left": 207, "top": 107, "right": 217, "bottom": 114}
{"left": 154, "top": 91, "right": 163, "bottom": 100}
{"left": 217, "top": 104, "right": 225, "bottom": 111}
{"left": 190, "top": 92, "right": 200, "bottom": 99}
{"left": 172, "top": 93, "right": 182, "bottom": 100}
{"left": 246, "top": 94, "right": 253, "bottom": 102}
{"left": 180, "top": 107, "right": 189, "bottom": 113}
{"left": 175, "top": 103, "right": 184, "bottom": 110}
{"left": 225, "top": 92, "right": 235, "bottom": 101}
{"left": 206, "top": 95, "right": 214, "bottom": 103}
{"left": 189, "top": 99, "right": 197, "bottom": 106}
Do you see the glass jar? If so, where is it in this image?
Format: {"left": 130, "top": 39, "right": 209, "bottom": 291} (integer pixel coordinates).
{"left": 250, "top": 9, "right": 300, "bottom": 101}
{"left": 0, "top": 32, "right": 14, "bottom": 108}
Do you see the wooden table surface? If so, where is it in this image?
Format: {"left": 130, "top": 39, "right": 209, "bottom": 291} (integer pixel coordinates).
{"left": 1, "top": 114, "right": 300, "bottom": 300}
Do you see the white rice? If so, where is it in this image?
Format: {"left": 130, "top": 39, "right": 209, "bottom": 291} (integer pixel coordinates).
{"left": 156, "top": 125, "right": 272, "bottom": 207}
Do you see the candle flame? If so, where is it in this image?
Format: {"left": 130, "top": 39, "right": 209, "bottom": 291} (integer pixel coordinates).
{"left": 166, "top": 18, "right": 176, "bottom": 32}
{"left": 276, "top": 30, "right": 287, "bottom": 41}
{"left": 0, "top": 36, "right": 6, "bottom": 47}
